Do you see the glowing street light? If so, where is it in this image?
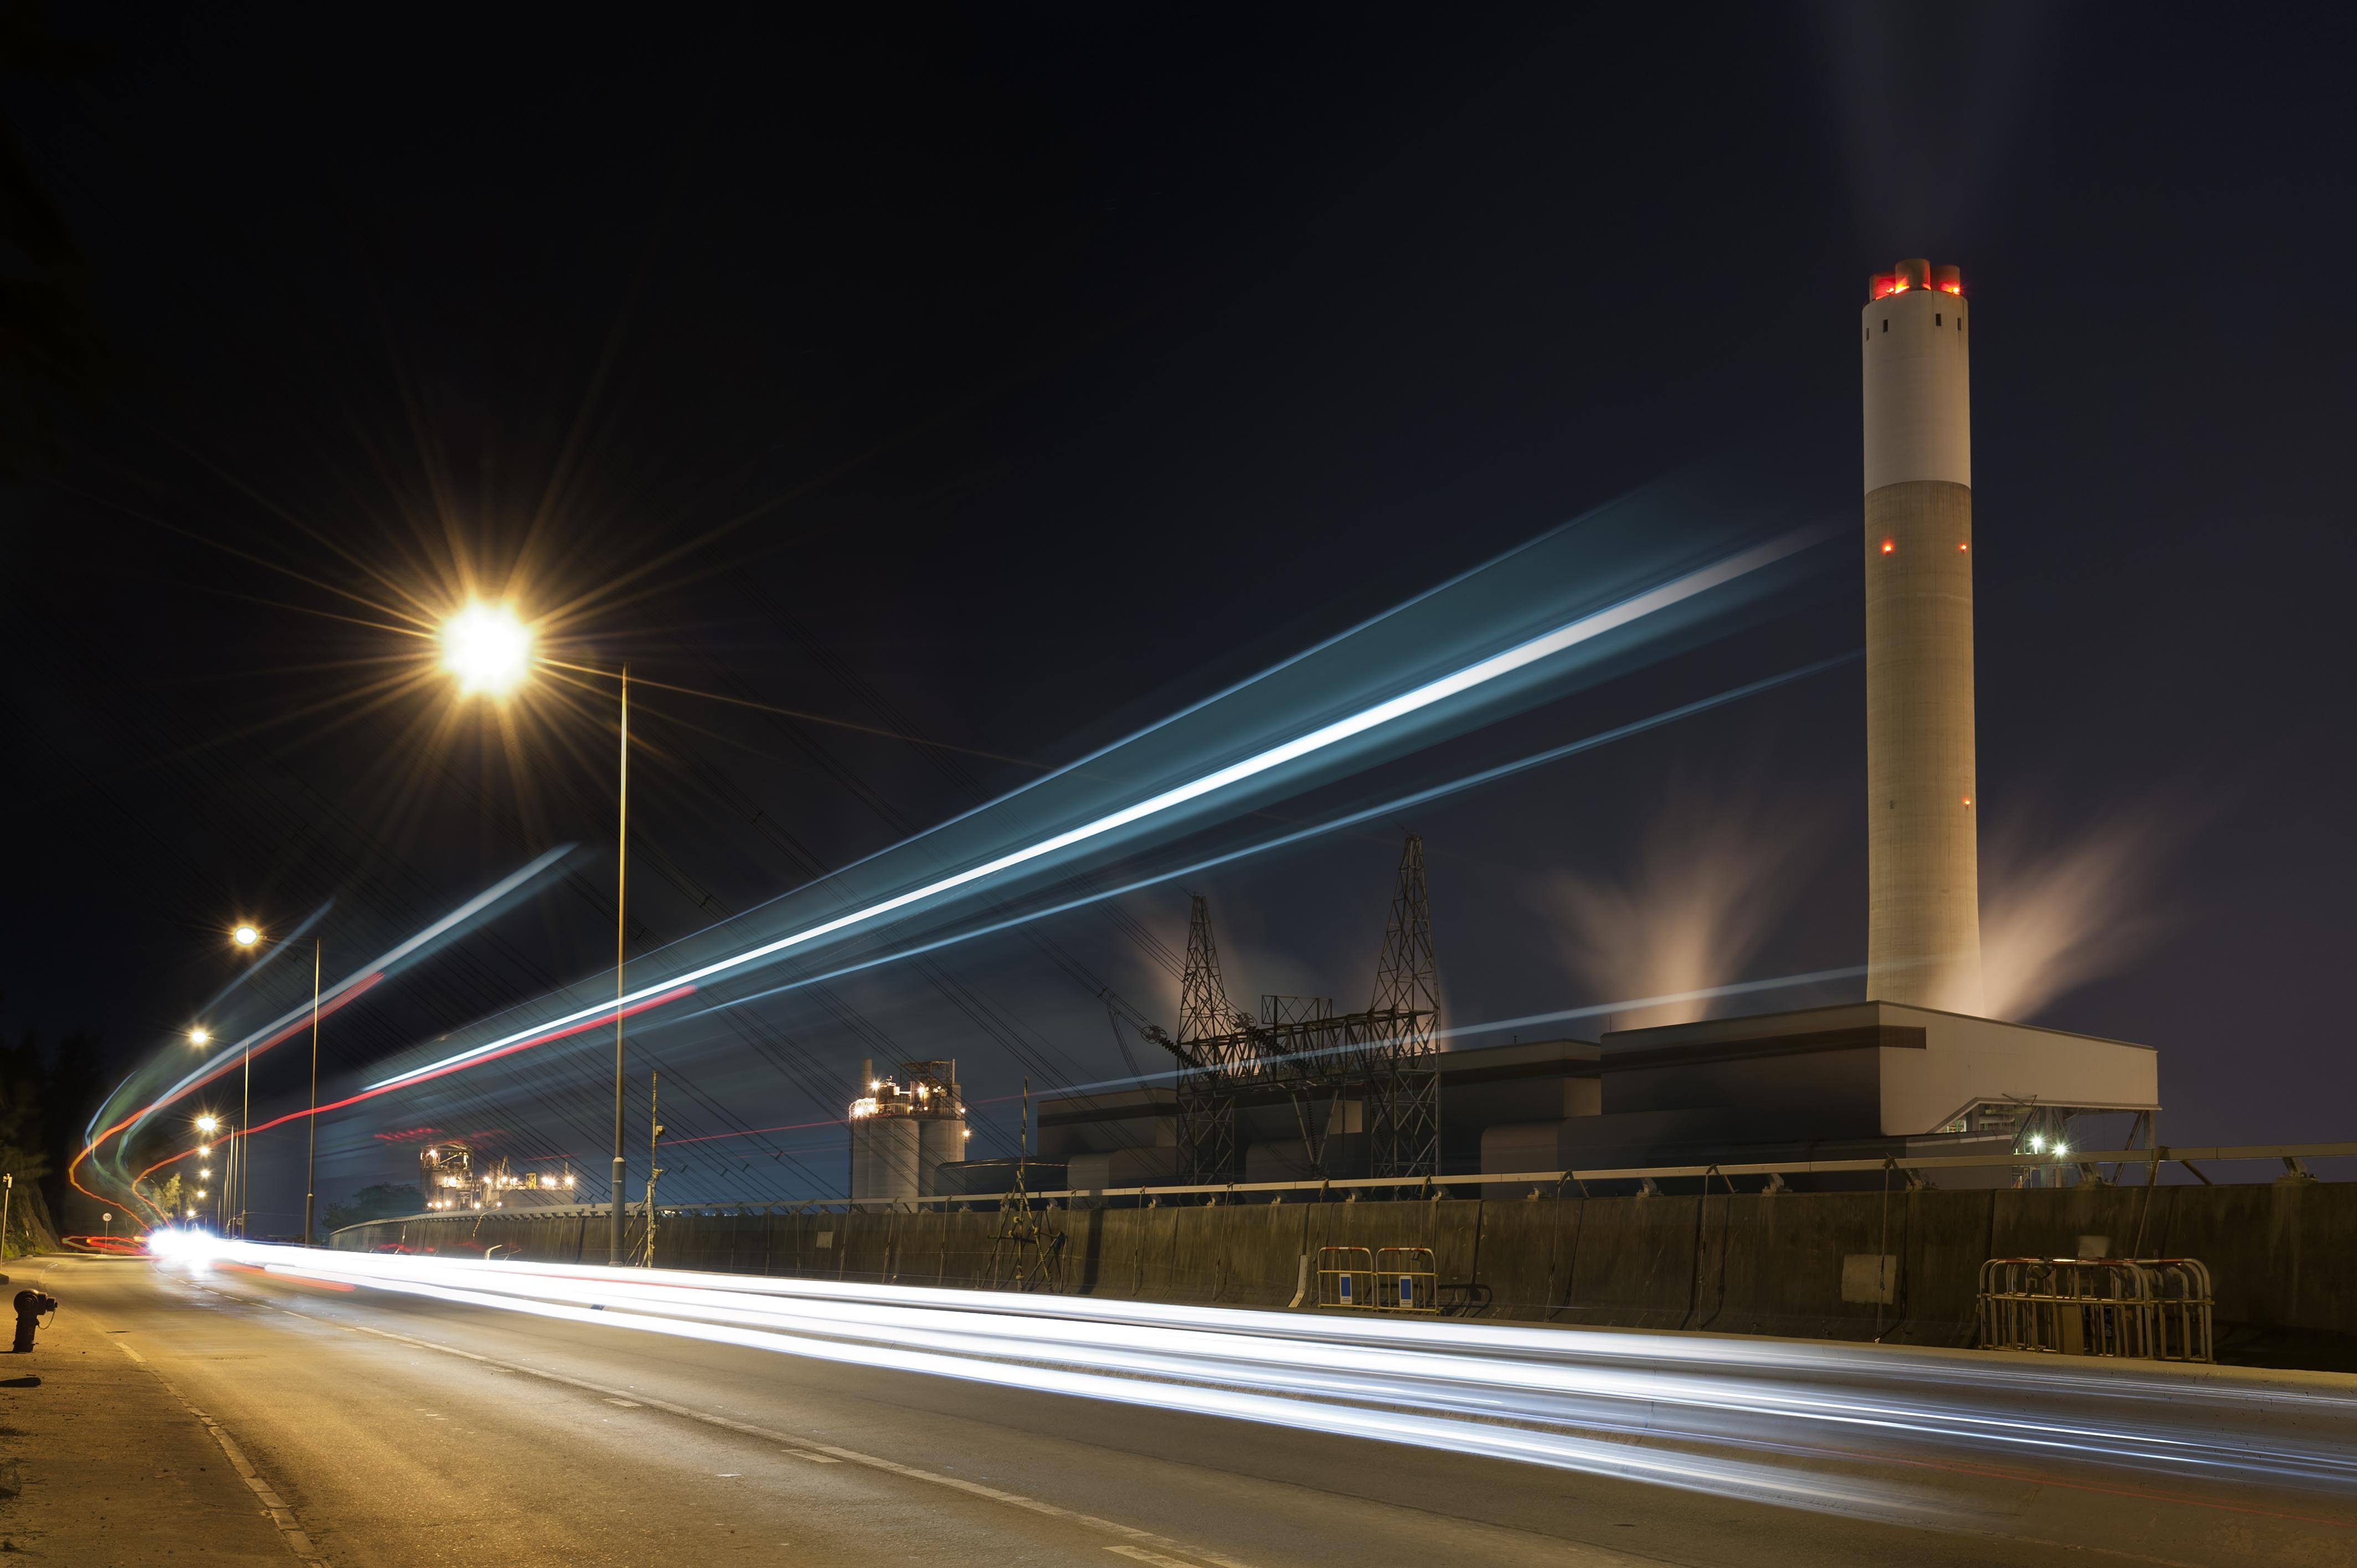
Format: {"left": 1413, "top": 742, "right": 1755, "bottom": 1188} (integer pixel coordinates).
{"left": 440, "top": 602, "right": 632, "bottom": 1265}
{"left": 222, "top": 921, "right": 326, "bottom": 1244}
{"left": 439, "top": 602, "right": 534, "bottom": 698}
{"left": 188, "top": 1027, "right": 211, "bottom": 1046}
{"left": 195, "top": 1115, "right": 219, "bottom": 1135}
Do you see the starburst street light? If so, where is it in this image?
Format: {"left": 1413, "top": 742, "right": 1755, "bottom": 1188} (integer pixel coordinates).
{"left": 440, "top": 601, "right": 632, "bottom": 1266}
{"left": 195, "top": 1115, "right": 219, "bottom": 1135}
{"left": 233, "top": 924, "right": 260, "bottom": 947}
{"left": 440, "top": 602, "right": 534, "bottom": 698}
{"left": 188, "top": 1027, "right": 210, "bottom": 1046}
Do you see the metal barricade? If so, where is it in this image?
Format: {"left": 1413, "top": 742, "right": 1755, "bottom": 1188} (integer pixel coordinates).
{"left": 1976, "top": 1257, "right": 2214, "bottom": 1363}
{"left": 1373, "top": 1246, "right": 1439, "bottom": 1314}
{"left": 1316, "top": 1246, "right": 1373, "bottom": 1308}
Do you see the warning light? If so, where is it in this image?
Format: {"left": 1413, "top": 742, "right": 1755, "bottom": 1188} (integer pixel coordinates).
{"left": 1940, "top": 282, "right": 1962, "bottom": 295}
{"left": 1880, "top": 540, "right": 1895, "bottom": 555}
{"left": 1963, "top": 796, "right": 1974, "bottom": 808}
{"left": 1959, "top": 541, "right": 1969, "bottom": 551}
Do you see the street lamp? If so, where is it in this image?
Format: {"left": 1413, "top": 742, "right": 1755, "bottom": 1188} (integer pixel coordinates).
{"left": 188, "top": 1026, "right": 210, "bottom": 1046}
{"left": 225, "top": 924, "right": 325, "bottom": 1242}
{"left": 194, "top": 1114, "right": 229, "bottom": 1232}
{"left": 438, "top": 601, "right": 634, "bottom": 1266}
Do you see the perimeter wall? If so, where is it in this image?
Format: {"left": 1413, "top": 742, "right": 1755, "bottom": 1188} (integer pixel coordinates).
{"left": 331, "top": 1179, "right": 2357, "bottom": 1370}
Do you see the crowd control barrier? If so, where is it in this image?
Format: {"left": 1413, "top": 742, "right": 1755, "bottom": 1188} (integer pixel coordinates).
{"left": 1315, "top": 1246, "right": 1373, "bottom": 1308}
{"left": 1975, "top": 1257, "right": 2214, "bottom": 1363}
{"left": 1373, "top": 1246, "right": 1440, "bottom": 1314}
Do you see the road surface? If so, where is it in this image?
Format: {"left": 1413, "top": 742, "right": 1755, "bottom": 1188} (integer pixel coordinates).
{"left": 28, "top": 1250, "right": 2357, "bottom": 1566}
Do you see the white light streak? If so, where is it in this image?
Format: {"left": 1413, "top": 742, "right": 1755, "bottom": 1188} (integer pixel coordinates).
{"left": 369, "top": 532, "right": 1819, "bottom": 1093}
{"left": 193, "top": 1244, "right": 2357, "bottom": 1521}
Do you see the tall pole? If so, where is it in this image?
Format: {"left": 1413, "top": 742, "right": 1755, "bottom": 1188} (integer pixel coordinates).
{"left": 609, "top": 663, "right": 630, "bottom": 1266}
{"left": 238, "top": 1036, "right": 250, "bottom": 1239}
{"left": 303, "top": 937, "right": 322, "bottom": 1245}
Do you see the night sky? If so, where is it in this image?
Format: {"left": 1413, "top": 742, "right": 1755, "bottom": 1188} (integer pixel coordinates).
{"left": 4, "top": 5, "right": 2352, "bottom": 1231}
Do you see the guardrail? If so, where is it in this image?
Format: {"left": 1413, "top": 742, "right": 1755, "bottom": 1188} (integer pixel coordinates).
{"left": 335, "top": 1142, "right": 2357, "bottom": 1232}
{"left": 1976, "top": 1257, "right": 2215, "bottom": 1363}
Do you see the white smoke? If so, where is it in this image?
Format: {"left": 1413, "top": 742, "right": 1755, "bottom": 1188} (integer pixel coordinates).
{"left": 1549, "top": 780, "right": 1838, "bottom": 1029}
{"left": 1978, "top": 804, "right": 2185, "bottom": 1023}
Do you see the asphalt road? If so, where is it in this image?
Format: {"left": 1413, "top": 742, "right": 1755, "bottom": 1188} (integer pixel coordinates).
{"left": 47, "top": 1252, "right": 2357, "bottom": 1567}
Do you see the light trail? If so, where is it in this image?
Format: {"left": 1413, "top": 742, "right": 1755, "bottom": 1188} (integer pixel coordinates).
{"left": 127, "top": 984, "right": 699, "bottom": 1194}
{"left": 642, "top": 656, "right": 1863, "bottom": 1054}
{"left": 366, "top": 528, "right": 1826, "bottom": 1096}
{"left": 73, "top": 847, "right": 580, "bottom": 1216}
{"left": 363, "top": 655, "right": 1859, "bottom": 1126}
{"left": 182, "top": 1242, "right": 2357, "bottom": 1530}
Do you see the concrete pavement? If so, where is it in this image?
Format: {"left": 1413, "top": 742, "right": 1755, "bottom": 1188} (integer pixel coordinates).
{"left": 14, "top": 1252, "right": 2357, "bottom": 1566}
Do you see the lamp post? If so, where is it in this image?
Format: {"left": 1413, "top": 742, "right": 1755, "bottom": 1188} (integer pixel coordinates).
{"left": 438, "top": 604, "right": 634, "bottom": 1266}
{"left": 226, "top": 925, "right": 325, "bottom": 1242}
{"left": 195, "top": 1115, "right": 222, "bottom": 1233}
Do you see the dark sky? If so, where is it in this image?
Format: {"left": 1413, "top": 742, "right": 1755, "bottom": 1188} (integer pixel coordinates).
{"left": 4, "top": 4, "right": 2352, "bottom": 1228}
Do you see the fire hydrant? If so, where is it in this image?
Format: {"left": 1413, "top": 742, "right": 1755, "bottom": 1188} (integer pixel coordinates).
{"left": 12, "top": 1289, "right": 56, "bottom": 1352}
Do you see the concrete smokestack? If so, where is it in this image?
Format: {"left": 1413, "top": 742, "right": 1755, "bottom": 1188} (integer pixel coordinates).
{"left": 1862, "top": 258, "right": 1981, "bottom": 1013}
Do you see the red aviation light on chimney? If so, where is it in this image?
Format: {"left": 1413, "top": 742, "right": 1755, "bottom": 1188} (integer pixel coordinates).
{"left": 1865, "top": 259, "right": 1959, "bottom": 302}
{"left": 1881, "top": 539, "right": 1896, "bottom": 554}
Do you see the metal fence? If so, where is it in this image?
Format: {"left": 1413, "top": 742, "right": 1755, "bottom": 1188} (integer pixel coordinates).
{"left": 1311, "top": 1245, "right": 1439, "bottom": 1313}
{"left": 1976, "top": 1257, "right": 2215, "bottom": 1363}
{"left": 1315, "top": 1246, "right": 1373, "bottom": 1308}
{"left": 1372, "top": 1246, "right": 1439, "bottom": 1313}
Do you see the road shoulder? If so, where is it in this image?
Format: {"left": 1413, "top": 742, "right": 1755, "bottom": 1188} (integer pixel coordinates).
{"left": 0, "top": 1256, "right": 300, "bottom": 1565}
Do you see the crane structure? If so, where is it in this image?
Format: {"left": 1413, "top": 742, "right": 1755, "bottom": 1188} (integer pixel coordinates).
{"left": 1138, "top": 834, "right": 1441, "bottom": 1184}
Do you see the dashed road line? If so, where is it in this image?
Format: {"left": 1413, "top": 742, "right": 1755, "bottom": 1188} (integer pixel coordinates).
{"left": 308, "top": 1312, "right": 1259, "bottom": 1568}
{"left": 112, "top": 1338, "right": 325, "bottom": 1563}
{"left": 1107, "top": 1546, "right": 1217, "bottom": 1568}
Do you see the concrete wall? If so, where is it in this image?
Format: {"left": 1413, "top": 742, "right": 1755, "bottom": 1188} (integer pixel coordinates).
{"left": 332, "top": 1178, "right": 2357, "bottom": 1370}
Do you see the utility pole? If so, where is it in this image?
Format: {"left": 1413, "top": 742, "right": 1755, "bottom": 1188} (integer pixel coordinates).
{"left": 303, "top": 937, "right": 322, "bottom": 1244}
{"left": 610, "top": 664, "right": 630, "bottom": 1266}
{"left": 640, "top": 1072, "right": 664, "bottom": 1267}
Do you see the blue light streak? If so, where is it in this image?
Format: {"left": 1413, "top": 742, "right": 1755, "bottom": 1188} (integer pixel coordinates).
{"left": 369, "top": 527, "right": 1828, "bottom": 1094}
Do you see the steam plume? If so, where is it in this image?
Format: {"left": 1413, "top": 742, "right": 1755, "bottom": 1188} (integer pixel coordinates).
{"left": 1552, "top": 781, "right": 1836, "bottom": 1028}
{"left": 1978, "top": 804, "right": 2184, "bottom": 1022}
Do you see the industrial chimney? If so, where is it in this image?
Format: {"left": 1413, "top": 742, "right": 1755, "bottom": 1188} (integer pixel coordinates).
{"left": 1862, "top": 258, "right": 1982, "bottom": 1014}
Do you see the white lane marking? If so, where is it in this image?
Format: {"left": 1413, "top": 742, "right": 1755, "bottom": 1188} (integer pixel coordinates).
{"left": 309, "top": 1313, "right": 1259, "bottom": 1568}
{"left": 111, "top": 1339, "right": 325, "bottom": 1563}
{"left": 604, "top": 1397, "right": 642, "bottom": 1407}
{"left": 781, "top": 1449, "right": 841, "bottom": 1463}
{"left": 1107, "top": 1548, "right": 1214, "bottom": 1568}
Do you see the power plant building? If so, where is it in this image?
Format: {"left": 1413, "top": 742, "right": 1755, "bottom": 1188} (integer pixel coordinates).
{"left": 891, "top": 257, "right": 2163, "bottom": 1203}
{"left": 847, "top": 1059, "right": 968, "bottom": 1205}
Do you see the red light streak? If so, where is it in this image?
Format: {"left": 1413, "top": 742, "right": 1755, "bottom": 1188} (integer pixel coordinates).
{"left": 70, "top": 972, "right": 388, "bottom": 1219}
{"left": 99, "top": 981, "right": 695, "bottom": 1210}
